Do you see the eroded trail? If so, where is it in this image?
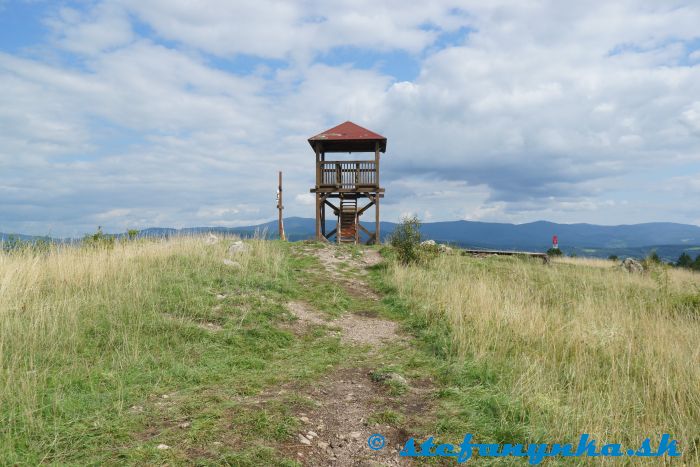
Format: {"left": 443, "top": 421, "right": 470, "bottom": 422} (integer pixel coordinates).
{"left": 279, "top": 244, "right": 434, "bottom": 466}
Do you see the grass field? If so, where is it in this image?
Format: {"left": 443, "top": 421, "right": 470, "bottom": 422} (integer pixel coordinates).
{"left": 0, "top": 237, "right": 355, "bottom": 464}
{"left": 380, "top": 251, "right": 700, "bottom": 463}
{"left": 2, "top": 237, "right": 698, "bottom": 464}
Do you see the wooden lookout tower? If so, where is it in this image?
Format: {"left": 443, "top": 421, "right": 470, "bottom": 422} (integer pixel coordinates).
{"left": 309, "top": 121, "right": 386, "bottom": 244}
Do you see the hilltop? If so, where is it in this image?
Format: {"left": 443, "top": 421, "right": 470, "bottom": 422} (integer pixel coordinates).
{"left": 1, "top": 237, "right": 698, "bottom": 464}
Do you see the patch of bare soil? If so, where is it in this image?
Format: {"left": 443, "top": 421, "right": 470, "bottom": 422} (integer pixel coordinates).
{"left": 286, "top": 300, "right": 399, "bottom": 346}
{"left": 300, "top": 246, "right": 382, "bottom": 276}
{"left": 361, "top": 249, "right": 383, "bottom": 267}
{"left": 286, "top": 300, "right": 329, "bottom": 331}
{"left": 299, "top": 246, "right": 384, "bottom": 300}
{"left": 280, "top": 367, "right": 423, "bottom": 466}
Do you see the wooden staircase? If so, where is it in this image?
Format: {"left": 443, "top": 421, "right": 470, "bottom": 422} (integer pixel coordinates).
{"left": 337, "top": 198, "right": 358, "bottom": 244}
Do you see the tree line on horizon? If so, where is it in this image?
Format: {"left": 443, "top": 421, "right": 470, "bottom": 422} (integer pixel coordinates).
{"left": 675, "top": 252, "right": 700, "bottom": 271}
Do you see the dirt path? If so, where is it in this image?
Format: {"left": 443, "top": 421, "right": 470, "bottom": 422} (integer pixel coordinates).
{"left": 126, "top": 242, "right": 433, "bottom": 465}
{"left": 282, "top": 244, "right": 434, "bottom": 466}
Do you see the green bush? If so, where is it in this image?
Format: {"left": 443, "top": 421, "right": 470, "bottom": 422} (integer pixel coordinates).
{"left": 82, "top": 227, "right": 115, "bottom": 249}
{"left": 693, "top": 255, "right": 700, "bottom": 272}
{"left": 389, "top": 215, "right": 423, "bottom": 265}
{"left": 676, "top": 252, "right": 693, "bottom": 268}
{"left": 546, "top": 247, "right": 563, "bottom": 256}
{"left": 642, "top": 250, "right": 662, "bottom": 270}
{"left": 2, "top": 235, "right": 52, "bottom": 254}
{"left": 608, "top": 254, "right": 619, "bottom": 261}
{"left": 2, "top": 235, "right": 25, "bottom": 252}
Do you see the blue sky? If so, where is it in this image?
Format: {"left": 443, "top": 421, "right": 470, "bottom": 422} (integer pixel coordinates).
{"left": 1, "top": 0, "right": 700, "bottom": 237}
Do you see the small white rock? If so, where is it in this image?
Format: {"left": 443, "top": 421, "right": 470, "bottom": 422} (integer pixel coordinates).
{"left": 350, "top": 431, "right": 361, "bottom": 440}
{"left": 178, "top": 421, "right": 191, "bottom": 429}
{"left": 318, "top": 441, "right": 329, "bottom": 450}
{"left": 156, "top": 444, "right": 170, "bottom": 450}
{"left": 298, "top": 434, "right": 311, "bottom": 445}
{"left": 299, "top": 416, "right": 310, "bottom": 423}
{"left": 307, "top": 431, "right": 318, "bottom": 438}
{"left": 222, "top": 259, "right": 241, "bottom": 267}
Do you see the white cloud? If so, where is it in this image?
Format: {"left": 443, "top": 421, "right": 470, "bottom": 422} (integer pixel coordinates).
{"left": 681, "top": 102, "right": 700, "bottom": 135}
{"left": 120, "top": 0, "right": 466, "bottom": 59}
{"left": 295, "top": 194, "right": 315, "bottom": 206}
{"left": 46, "top": 3, "right": 134, "bottom": 55}
{"left": 94, "top": 208, "right": 131, "bottom": 220}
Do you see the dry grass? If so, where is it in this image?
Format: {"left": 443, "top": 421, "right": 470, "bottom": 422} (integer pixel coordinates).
{"left": 551, "top": 256, "right": 615, "bottom": 268}
{"left": 387, "top": 254, "right": 700, "bottom": 460}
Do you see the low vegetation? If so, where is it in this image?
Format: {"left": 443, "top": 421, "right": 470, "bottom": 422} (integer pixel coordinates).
{"left": 546, "top": 247, "right": 563, "bottom": 256}
{"left": 0, "top": 237, "right": 344, "bottom": 464}
{"left": 387, "top": 215, "right": 423, "bottom": 264}
{"left": 676, "top": 251, "right": 700, "bottom": 271}
{"left": 380, "top": 250, "right": 700, "bottom": 462}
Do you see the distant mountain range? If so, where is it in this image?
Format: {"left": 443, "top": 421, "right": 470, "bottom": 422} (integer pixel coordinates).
{"left": 4, "top": 217, "right": 700, "bottom": 262}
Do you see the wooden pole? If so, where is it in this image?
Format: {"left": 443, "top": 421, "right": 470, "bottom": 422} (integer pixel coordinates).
{"left": 375, "top": 142, "right": 380, "bottom": 188}
{"left": 375, "top": 195, "right": 380, "bottom": 245}
{"left": 315, "top": 145, "right": 321, "bottom": 240}
{"left": 277, "top": 171, "right": 286, "bottom": 241}
{"left": 375, "top": 142, "right": 380, "bottom": 245}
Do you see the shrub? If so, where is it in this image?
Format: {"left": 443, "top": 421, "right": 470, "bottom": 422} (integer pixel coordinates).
{"left": 676, "top": 252, "right": 692, "bottom": 268}
{"left": 389, "top": 215, "right": 423, "bottom": 265}
{"left": 693, "top": 254, "right": 700, "bottom": 272}
{"left": 127, "top": 229, "right": 139, "bottom": 241}
{"left": 647, "top": 250, "right": 661, "bottom": 264}
{"left": 2, "top": 235, "right": 25, "bottom": 252}
{"left": 642, "top": 250, "right": 662, "bottom": 270}
{"left": 546, "top": 247, "right": 563, "bottom": 256}
{"left": 2, "top": 235, "right": 52, "bottom": 254}
{"left": 82, "top": 227, "right": 115, "bottom": 249}
{"left": 608, "top": 254, "right": 619, "bottom": 261}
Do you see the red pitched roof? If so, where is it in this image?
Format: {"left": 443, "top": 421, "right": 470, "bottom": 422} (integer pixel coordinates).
{"left": 308, "top": 121, "right": 387, "bottom": 153}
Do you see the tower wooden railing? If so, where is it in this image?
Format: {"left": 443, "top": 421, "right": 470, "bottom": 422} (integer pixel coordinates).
{"left": 317, "top": 161, "right": 377, "bottom": 190}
